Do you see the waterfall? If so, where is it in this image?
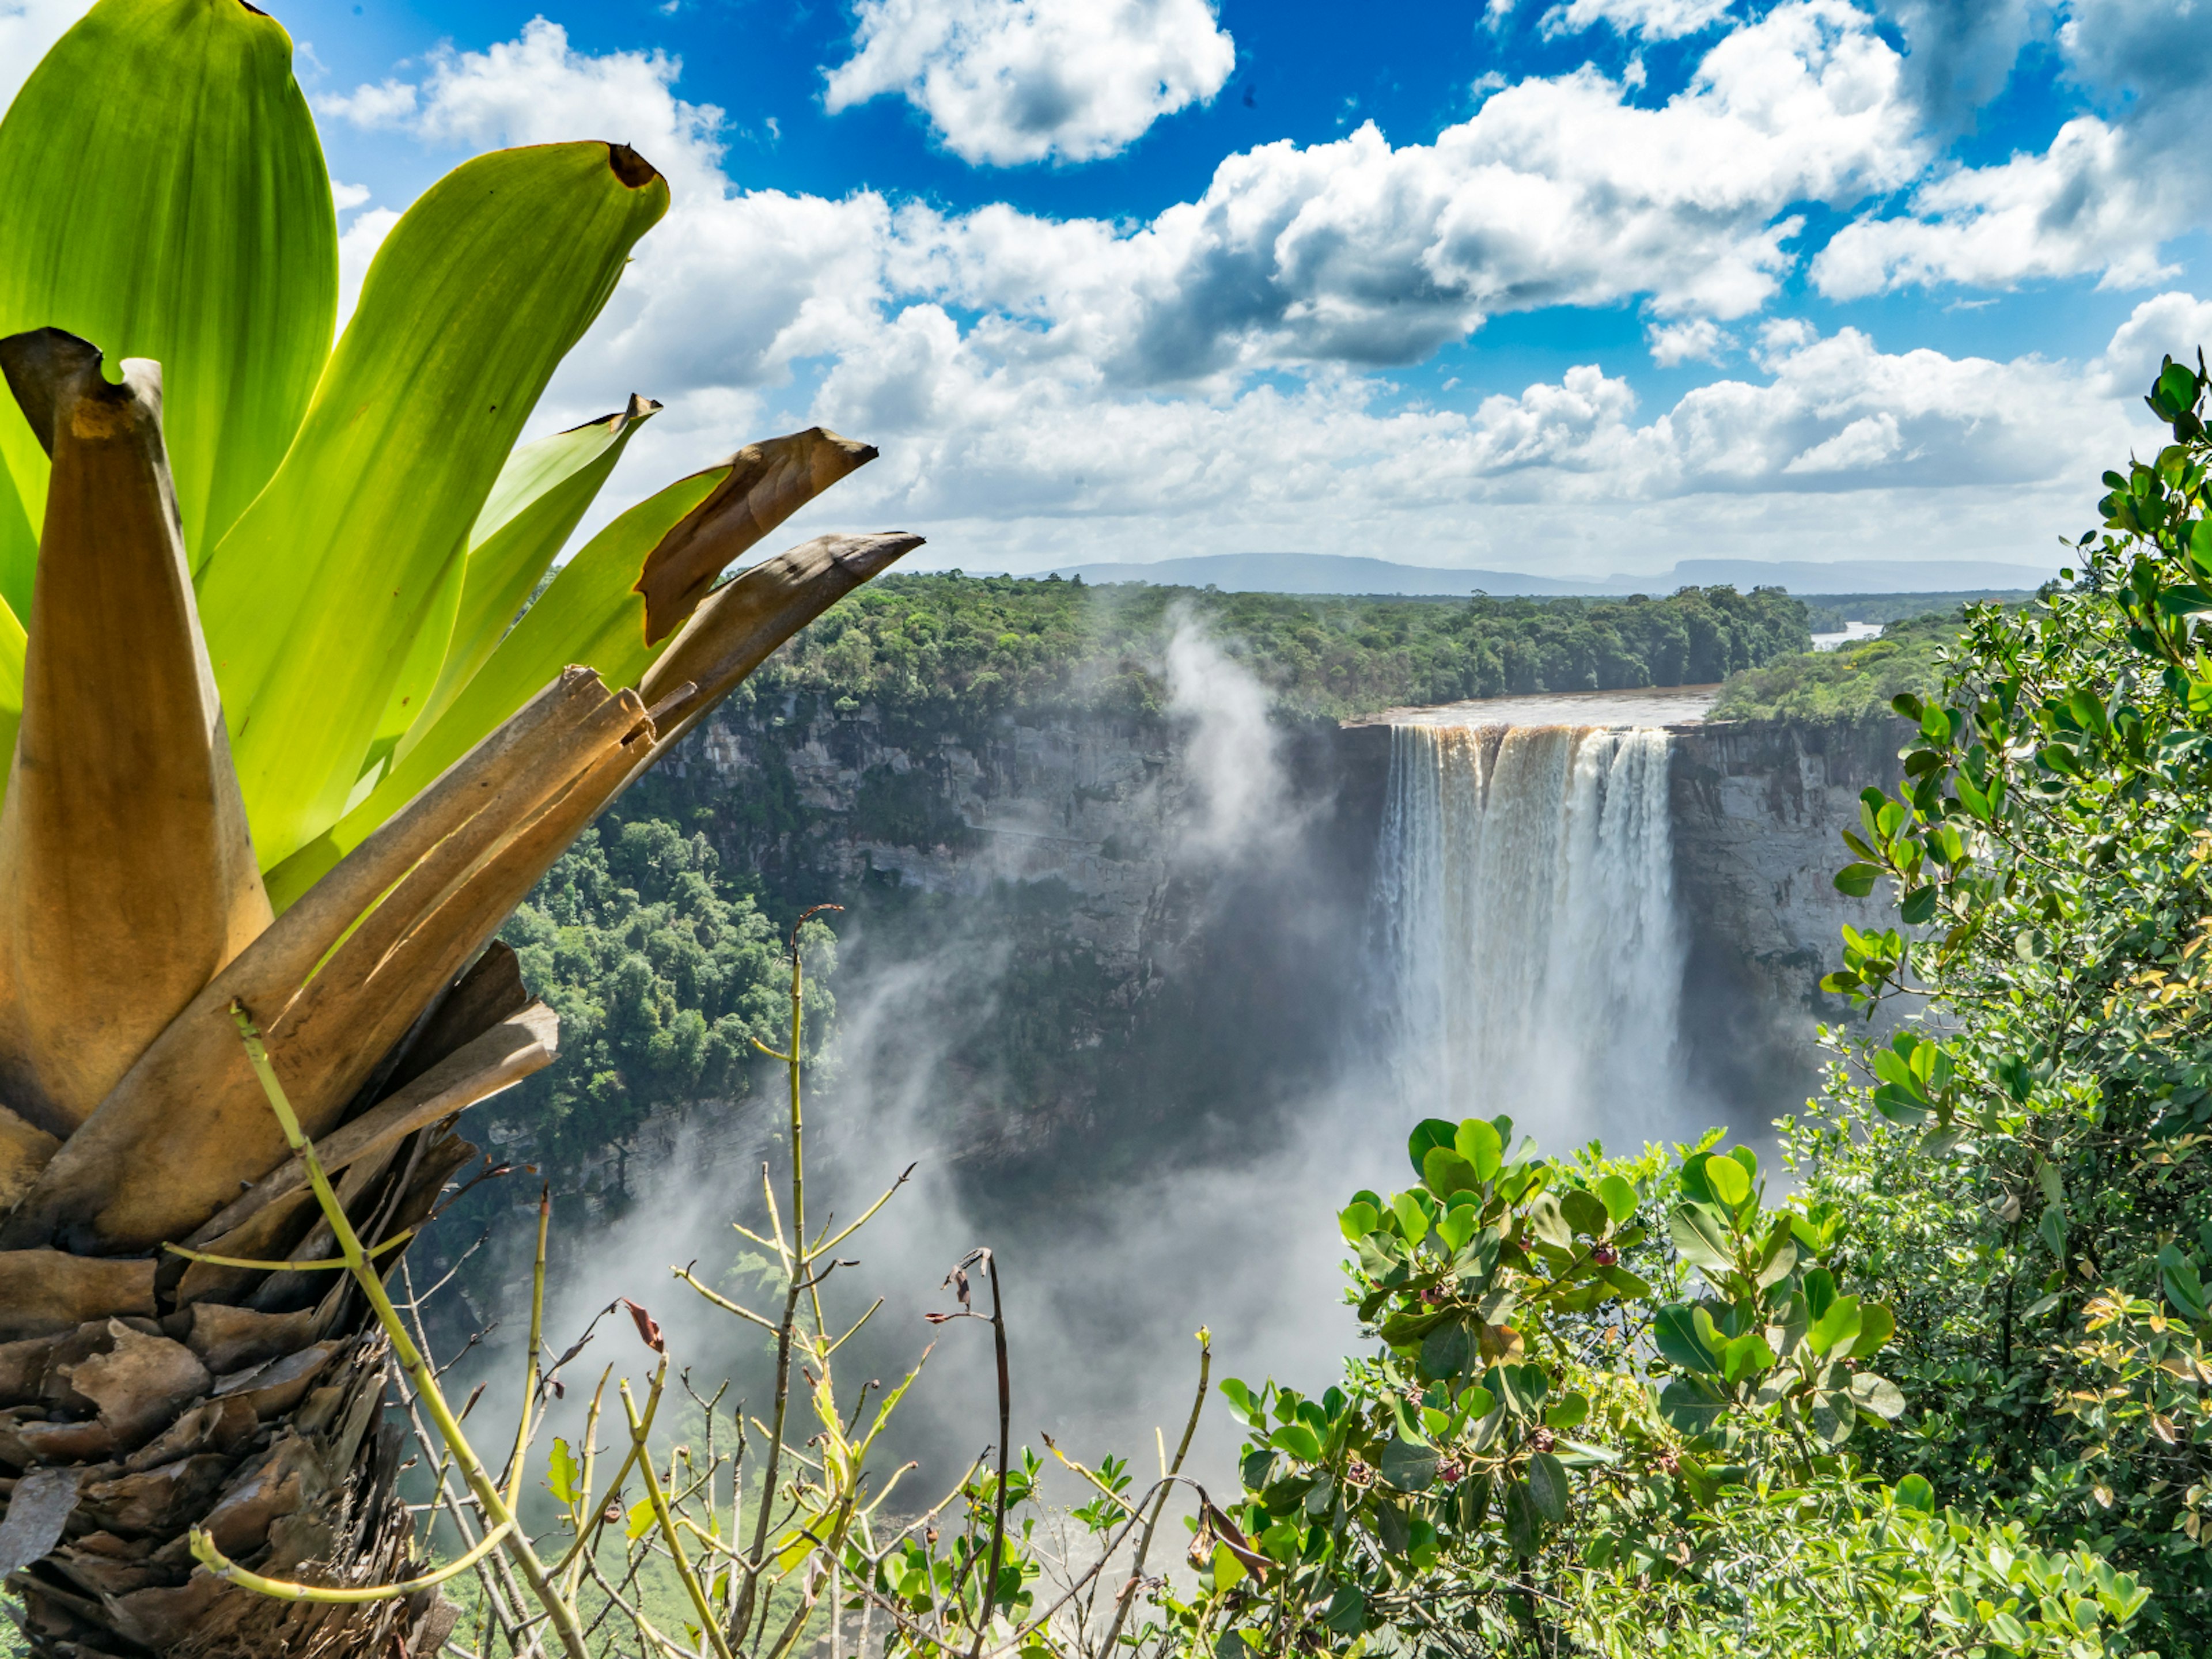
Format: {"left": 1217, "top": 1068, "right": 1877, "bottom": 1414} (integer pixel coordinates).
{"left": 1374, "top": 722, "right": 1686, "bottom": 1149}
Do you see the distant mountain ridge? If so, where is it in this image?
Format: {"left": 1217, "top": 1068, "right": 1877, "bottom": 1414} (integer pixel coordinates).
{"left": 1035, "top": 551, "right": 2055, "bottom": 597}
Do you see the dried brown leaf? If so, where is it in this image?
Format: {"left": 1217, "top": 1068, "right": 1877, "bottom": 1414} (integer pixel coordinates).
{"left": 637, "top": 532, "right": 922, "bottom": 757}
{"left": 0, "top": 332, "right": 271, "bottom": 1137}
{"left": 632, "top": 428, "right": 877, "bottom": 645}
{"left": 0, "top": 1252, "right": 153, "bottom": 1341}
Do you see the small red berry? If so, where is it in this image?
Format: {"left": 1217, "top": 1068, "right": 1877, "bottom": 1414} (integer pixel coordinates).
{"left": 1435, "top": 1459, "right": 1463, "bottom": 1485}
{"left": 1591, "top": 1244, "right": 1618, "bottom": 1267}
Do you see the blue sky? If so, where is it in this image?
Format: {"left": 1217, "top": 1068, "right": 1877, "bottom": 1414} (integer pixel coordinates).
{"left": 8, "top": 0, "right": 2209, "bottom": 580}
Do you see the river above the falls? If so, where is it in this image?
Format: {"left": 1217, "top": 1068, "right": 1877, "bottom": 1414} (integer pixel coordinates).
{"left": 1347, "top": 682, "right": 1722, "bottom": 729}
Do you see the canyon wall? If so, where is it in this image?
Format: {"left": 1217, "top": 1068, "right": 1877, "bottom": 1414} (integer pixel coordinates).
{"left": 628, "top": 691, "right": 1902, "bottom": 1156}
{"left": 438, "top": 687, "right": 1904, "bottom": 1361}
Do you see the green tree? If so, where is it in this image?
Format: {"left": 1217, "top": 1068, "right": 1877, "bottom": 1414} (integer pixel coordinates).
{"left": 497, "top": 820, "right": 822, "bottom": 1169}
{"left": 1804, "top": 356, "right": 2212, "bottom": 1649}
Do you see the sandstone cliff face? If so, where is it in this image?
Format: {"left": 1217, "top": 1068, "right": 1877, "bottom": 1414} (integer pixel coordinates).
{"left": 1668, "top": 717, "right": 1906, "bottom": 1117}
{"left": 639, "top": 690, "right": 1379, "bottom": 1165}
{"left": 644, "top": 695, "right": 1900, "bottom": 1149}
{"left": 672, "top": 698, "right": 1192, "bottom": 984}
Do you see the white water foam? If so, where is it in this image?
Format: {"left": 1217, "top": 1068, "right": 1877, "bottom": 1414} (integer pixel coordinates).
{"left": 1374, "top": 722, "right": 1687, "bottom": 1151}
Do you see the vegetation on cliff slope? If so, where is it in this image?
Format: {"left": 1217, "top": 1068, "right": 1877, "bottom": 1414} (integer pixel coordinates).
{"left": 1710, "top": 608, "right": 1965, "bottom": 721}
{"left": 495, "top": 820, "right": 822, "bottom": 1169}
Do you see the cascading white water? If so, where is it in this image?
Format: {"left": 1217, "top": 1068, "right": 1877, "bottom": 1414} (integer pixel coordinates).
{"left": 1375, "top": 722, "right": 1687, "bottom": 1149}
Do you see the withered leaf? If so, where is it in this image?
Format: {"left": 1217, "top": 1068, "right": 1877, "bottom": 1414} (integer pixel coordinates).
{"left": 0, "top": 1468, "right": 78, "bottom": 1575}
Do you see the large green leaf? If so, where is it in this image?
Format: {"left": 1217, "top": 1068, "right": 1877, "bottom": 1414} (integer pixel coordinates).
{"left": 196, "top": 140, "right": 669, "bottom": 870}
{"left": 405, "top": 395, "right": 661, "bottom": 747}
{"left": 359, "top": 395, "right": 656, "bottom": 783}
{"left": 0, "top": 0, "right": 335, "bottom": 612}
{"left": 262, "top": 465, "right": 719, "bottom": 909}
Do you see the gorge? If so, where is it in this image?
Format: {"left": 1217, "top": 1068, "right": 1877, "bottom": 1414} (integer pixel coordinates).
{"left": 430, "top": 629, "right": 1907, "bottom": 1478}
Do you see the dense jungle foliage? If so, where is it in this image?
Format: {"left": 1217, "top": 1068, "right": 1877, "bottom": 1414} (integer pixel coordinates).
{"left": 493, "top": 820, "right": 826, "bottom": 1169}
{"left": 1801, "top": 590, "right": 2033, "bottom": 632}
{"left": 1711, "top": 608, "right": 1964, "bottom": 722}
{"left": 738, "top": 575, "right": 1808, "bottom": 729}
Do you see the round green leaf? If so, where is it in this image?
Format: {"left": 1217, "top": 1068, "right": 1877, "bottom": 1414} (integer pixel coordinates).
{"left": 1704, "top": 1154, "right": 1750, "bottom": 1207}
{"left": 1594, "top": 1173, "right": 1638, "bottom": 1227}
{"left": 1377, "top": 1435, "right": 1437, "bottom": 1493}
{"left": 1407, "top": 1118, "right": 1457, "bottom": 1177}
{"left": 1849, "top": 1372, "right": 1907, "bottom": 1421}
{"left": 1453, "top": 1117, "right": 1502, "bottom": 1181}
{"left": 1668, "top": 1202, "right": 1734, "bottom": 1274}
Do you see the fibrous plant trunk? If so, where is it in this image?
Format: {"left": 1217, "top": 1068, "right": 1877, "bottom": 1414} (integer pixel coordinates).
{"left": 0, "top": 328, "right": 914, "bottom": 1658}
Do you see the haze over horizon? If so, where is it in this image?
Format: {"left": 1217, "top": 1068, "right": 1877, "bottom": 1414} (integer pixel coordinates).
{"left": 10, "top": 0, "right": 2208, "bottom": 583}
{"left": 1032, "top": 550, "right": 2056, "bottom": 596}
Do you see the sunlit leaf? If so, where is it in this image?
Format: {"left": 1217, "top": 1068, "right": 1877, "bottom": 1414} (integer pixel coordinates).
{"left": 1703, "top": 1154, "right": 1749, "bottom": 1207}
{"left": 1594, "top": 1173, "right": 1638, "bottom": 1228}
{"left": 198, "top": 140, "right": 669, "bottom": 869}
{"left": 0, "top": 0, "right": 336, "bottom": 615}
{"left": 547, "top": 1437, "right": 581, "bottom": 1505}
{"left": 1453, "top": 1117, "right": 1502, "bottom": 1181}
{"left": 1805, "top": 1294, "right": 1863, "bottom": 1358}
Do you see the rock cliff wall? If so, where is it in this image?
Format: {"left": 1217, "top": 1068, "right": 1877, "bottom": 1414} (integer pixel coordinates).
{"left": 1668, "top": 717, "right": 1905, "bottom": 1119}
{"left": 634, "top": 693, "right": 1901, "bottom": 1155}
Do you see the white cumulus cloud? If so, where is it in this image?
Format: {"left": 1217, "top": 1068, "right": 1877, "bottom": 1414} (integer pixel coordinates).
{"left": 1784, "top": 410, "right": 1904, "bottom": 472}
{"left": 1647, "top": 317, "right": 1730, "bottom": 365}
{"left": 1812, "top": 116, "right": 2178, "bottom": 297}
{"left": 312, "top": 6, "right": 2177, "bottom": 579}
{"left": 821, "top": 0, "right": 1236, "bottom": 166}
{"left": 320, "top": 19, "right": 728, "bottom": 199}
{"left": 1804, "top": 0, "right": 2212, "bottom": 297}
{"left": 1541, "top": 0, "right": 1738, "bottom": 42}
{"left": 2091, "top": 290, "right": 2212, "bottom": 400}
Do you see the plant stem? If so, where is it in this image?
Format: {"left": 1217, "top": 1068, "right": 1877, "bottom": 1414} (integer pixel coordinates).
{"left": 508, "top": 1185, "right": 550, "bottom": 1513}
{"left": 730, "top": 912, "right": 833, "bottom": 1649}
{"left": 972, "top": 1251, "right": 1010, "bottom": 1659}
{"left": 1101, "top": 1330, "right": 1210, "bottom": 1653}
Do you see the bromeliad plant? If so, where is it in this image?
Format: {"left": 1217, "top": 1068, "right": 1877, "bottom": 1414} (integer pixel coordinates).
{"left": 196, "top": 909, "right": 1224, "bottom": 1659}
{"left": 0, "top": 0, "right": 916, "bottom": 1653}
